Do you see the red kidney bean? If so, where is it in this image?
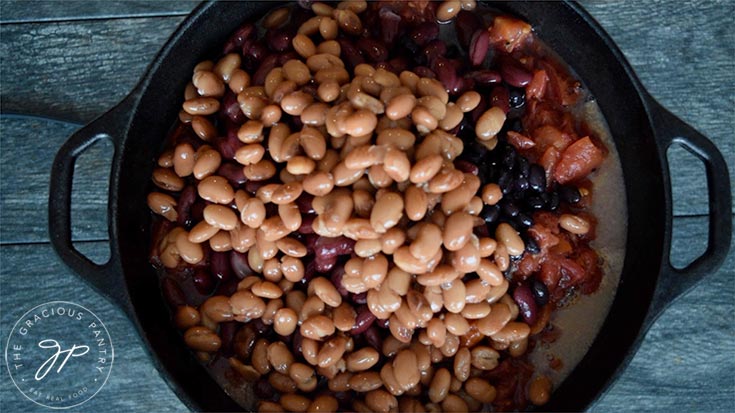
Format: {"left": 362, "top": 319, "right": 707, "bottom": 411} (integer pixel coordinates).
{"left": 230, "top": 251, "right": 252, "bottom": 279}
{"left": 357, "top": 38, "right": 389, "bottom": 62}
{"left": 470, "top": 95, "right": 488, "bottom": 124}
{"left": 278, "top": 51, "right": 301, "bottom": 66}
{"left": 221, "top": 91, "right": 245, "bottom": 124}
{"left": 467, "top": 69, "right": 502, "bottom": 85}
{"left": 500, "top": 58, "right": 533, "bottom": 88}
{"left": 388, "top": 56, "right": 409, "bottom": 74}
{"left": 364, "top": 325, "right": 383, "bottom": 350}
{"left": 454, "top": 160, "right": 479, "bottom": 175}
{"left": 216, "top": 162, "right": 247, "bottom": 187}
{"left": 351, "top": 292, "right": 367, "bottom": 305}
{"left": 490, "top": 85, "right": 510, "bottom": 114}
{"left": 210, "top": 251, "right": 232, "bottom": 281}
{"left": 244, "top": 179, "right": 273, "bottom": 196}
{"left": 303, "top": 234, "right": 319, "bottom": 254}
{"left": 214, "top": 127, "right": 243, "bottom": 161}
{"left": 433, "top": 57, "right": 462, "bottom": 96}
{"left": 266, "top": 29, "right": 291, "bottom": 52}
{"left": 455, "top": 10, "right": 483, "bottom": 49}
{"left": 414, "top": 66, "right": 436, "bottom": 79}
{"left": 337, "top": 38, "right": 364, "bottom": 69}
{"left": 215, "top": 277, "right": 239, "bottom": 297}
{"left": 193, "top": 270, "right": 215, "bottom": 295}
{"left": 223, "top": 23, "right": 255, "bottom": 54}
{"left": 513, "top": 284, "right": 538, "bottom": 325}
{"left": 176, "top": 185, "right": 197, "bottom": 228}
{"left": 315, "top": 236, "right": 355, "bottom": 261}
{"left": 296, "top": 194, "right": 315, "bottom": 214}
{"left": 379, "top": 8, "right": 401, "bottom": 45}
{"left": 252, "top": 54, "right": 280, "bottom": 86}
{"left": 352, "top": 306, "right": 376, "bottom": 334}
{"left": 315, "top": 254, "right": 337, "bottom": 273}
{"left": 298, "top": 214, "right": 316, "bottom": 234}
{"left": 411, "top": 21, "right": 439, "bottom": 46}
{"left": 375, "top": 318, "right": 389, "bottom": 329}
{"left": 330, "top": 269, "right": 349, "bottom": 298}
{"left": 254, "top": 377, "right": 276, "bottom": 400}
{"left": 219, "top": 321, "right": 238, "bottom": 357}
{"left": 291, "top": 330, "right": 304, "bottom": 358}
{"left": 190, "top": 201, "right": 206, "bottom": 224}
{"left": 469, "top": 29, "right": 490, "bottom": 67}
{"left": 161, "top": 277, "right": 186, "bottom": 308}
{"left": 423, "top": 39, "right": 447, "bottom": 66}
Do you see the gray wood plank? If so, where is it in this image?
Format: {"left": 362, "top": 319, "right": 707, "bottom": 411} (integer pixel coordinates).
{"left": 0, "top": 242, "right": 181, "bottom": 412}
{"left": 0, "top": 16, "right": 185, "bottom": 123}
{"left": 0, "top": 216, "right": 731, "bottom": 412}
{"left": 582, "top": 0, "right": 735, "bottom": 216}
{"left": 0, "top": 0, "right": 197, "bottom": 23}
{"left": 0, "top": 115, "right": 111, "bottom": 244}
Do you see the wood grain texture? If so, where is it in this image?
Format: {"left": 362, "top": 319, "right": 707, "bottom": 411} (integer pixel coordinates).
{"left": 0, "top": 16, "right": 184, "bottom": 123}
{"left": 0, "top": 0, "right": 197, "bottom": 23}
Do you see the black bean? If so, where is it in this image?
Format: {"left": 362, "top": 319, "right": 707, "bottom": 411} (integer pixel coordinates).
{"left": 516, "top": 156, "right": 530, "bottom": 177}
{"left": 528, "top": 164, "right": 546, "bottom": 192}
{"left": 509, "top": 88, "right": 525, "bottom": 109}
{"left": 481, "top": 204, "right": 500, "bottom": 224}
{"left": 558, "top": 185, "right": 582, "bottom": 204}
{"left": 548, "top": 192, "right": 560, "bottom": 211}
{"left": 498, "top": 171, "right": 513, "bottom": 194}
{"left": 516, "top": 212, "right": 534, "bottom": 228}
{"left": 501, "top": 201, "right": 520, "bottom": 218}
{"left": 525, "top": 196, "right": 545, "bottom": 210}
{"left": 501, "top": 145, "right": 517, "bottom": 170}
{"left": 525, "top": 237, "right": 540, "bottom": 254}
{"left": 531, "top": 278, "right": 549, "bottom": 306}
{"left": 513, "top": 176, "right": 529, "bottom": 192}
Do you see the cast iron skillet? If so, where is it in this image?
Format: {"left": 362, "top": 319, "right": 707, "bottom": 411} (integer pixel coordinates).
{"left": 48, "top": 1, "right": 731, "bottom": 411}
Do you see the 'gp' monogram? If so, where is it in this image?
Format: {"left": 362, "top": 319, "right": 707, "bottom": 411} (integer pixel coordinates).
{"left": 34, "top": 339, "right": 90, "bottom": 380}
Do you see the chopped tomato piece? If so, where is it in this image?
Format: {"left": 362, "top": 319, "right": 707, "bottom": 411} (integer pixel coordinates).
{"left": 533, "top": 125, "right": 574, "bottom": 153}
{"left": 553, "top": 136, "right": 605, "bottom": 184}
{"left": 506, "top": 131, "right": 535, "bottom": 150}
{"left": 488, "top": 15, "right": 532, "bottom": 53}
{"left": 526, "top": 69, "right": 548, "bottom": 101}
{"left": 538, "top": 146, "right": 561, "bottom": 187}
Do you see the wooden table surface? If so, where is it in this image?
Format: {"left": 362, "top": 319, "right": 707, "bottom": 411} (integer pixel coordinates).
{"left": 1, "top": 1, "right": 733, "bottom": 411}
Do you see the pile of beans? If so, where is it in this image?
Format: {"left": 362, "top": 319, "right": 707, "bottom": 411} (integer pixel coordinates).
{"left": 148, "top": 1, "right": 605, "bottom": 411}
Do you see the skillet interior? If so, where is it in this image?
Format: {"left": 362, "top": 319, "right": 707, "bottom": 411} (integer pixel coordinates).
{"left": 112, "top": 1, "right": 666, "bottom": 410}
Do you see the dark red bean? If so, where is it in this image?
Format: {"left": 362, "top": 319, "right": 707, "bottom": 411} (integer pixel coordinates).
{"left": 513, "top": 284, "right": 538, "bottom": 325}
{"left": 411, "top": 21, "right": 439, "bottom": 46}
{"left": 337, "top": 38, "right": 364, "bottom": 69}
{"left": 292, "top": 330, "right": 304, "bottom": 357}
{"left": 304, "top": 258, "right": 318, "bottom": 282}
{"left": 315, "top": 253, "right": 337, "bottom": 273}
{"left": 364, "top": 325, "right": 382, "bottom": 349}
{"left": 219, "top": 321, "right": 238, "bottom": 357}
{"left": 254, "top": 378, "right": 276, "bottom": 400}
{"left": 314, "top": 236, "right": 355, "bottom": 261}
{"left": 330, "top": 264, "right": 349, "bottom": 297}
{"left": 245, "top": 40, "right": 269, "bottom": 64}
{"left": 234, "top": 324, "right": 258, "bottom": 360}
{"left": 193, "top": 270, "right": 215, "bottom": 295}
{"left": 469, "top": 29, "right": 490, "bottom": 67}
{"left": 278, "top": 51, "right": 301, "bottom": 66}
{"left": 357, "top": 37, "right": 389, "bottom": 62}
{"left": 454, "top": 159, "right": 479, "bottom": 175}
{"left": 230, "top": 250, "right": 252, "bottom": 279}
{"left": 221, "top": 90, "right": 246, "bottom": 124}
{"left": 470, "top": 95, "right": 488, "bottom": 124}
{"left": 379, "top": 7, "right": 401, "bottom": 45}
{"left": 414, "top": 66, "right": 436, "bottom": 79}
{"left": 499, "top": 59, "right": 533, "bottom": 88}
{"left": 304, "top": 233, "right": 319, "bottom": 254}
{"left": 467, "top": 69, "right": 502, "bottom": 85}
{"left": 252, "top": 318, "right": 269, "bottom": 334}
{"left": 455, "top": 11, "right": 483, "bottom": 49}
{"left": 161, "top": 277, "right": 186, "bottom": 308}
{"left": 223, "top": 23, "right": 255, "bottom": 54}
{"left": 298, "top": 214, "right": 316, "bottom": 234}
{"left": 217, "top": 162, "right": 248, "bottom": 187}
{"left": 176, "top": 185, "right": 197, "bottom": 228}
{"left": 266, "top": 29, "right": 291, "bottom": 52}
{"left": 490, "top": 85, "right": 510, "bottom": 114}
{"left": 296, "top": 194, "right": 315, "bottom": 214}
{"left": 375, "top": 318, "right": 389, "bottom": 329}
{"left": 190, "top": 201, "right": 206, "bottom": 224}
{"left": 388, "top": 56, "right": 410, "bottom": 74}
{"left": 423, "top": 39, "right": 447, "bottom": 66}
{"left": 211, "top": 251, "right": 233, "bottom": 281}
{"left": 433, "top": 57, "right": 462, "bottom": 95}
{"left": 351, "top": 292, "right": 367, "bottom": 305}
{"left": 252, "top": 54, "right": 280, "bottom": 86}
{"left": 473, "top": 224, "right": 490, "bottom": 238}
{"left": 215, "top": 126, "right": 244, "bottom": 161}
{"left": 351, "top": 306, "right": 376, "bottom": 334}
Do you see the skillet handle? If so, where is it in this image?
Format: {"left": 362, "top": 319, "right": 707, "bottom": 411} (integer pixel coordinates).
{"left": 644, "top": 95, "right": 732, "bottom": 321}
{"left": 49, "top": 92, "right": 138, "bottom": 315}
